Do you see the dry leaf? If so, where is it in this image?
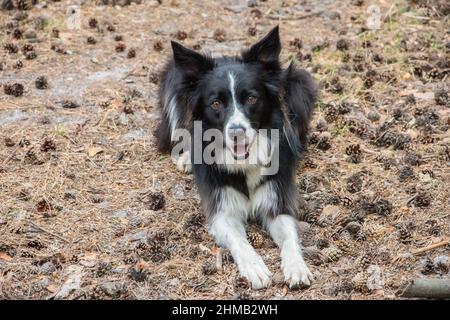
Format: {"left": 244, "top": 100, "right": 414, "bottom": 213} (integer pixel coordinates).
{"left": 87, "top": 147, "right": 103, "bottom": 158}
{"left": 46, "top": 284, "right": 58, "bottom": 293}
{"left": 0, "top": 252, "right": 12, "bottom": 261}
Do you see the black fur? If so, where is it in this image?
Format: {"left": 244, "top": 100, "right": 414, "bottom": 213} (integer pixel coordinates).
{"left": 155, "top": 26, "right": 317, "bottom": 221}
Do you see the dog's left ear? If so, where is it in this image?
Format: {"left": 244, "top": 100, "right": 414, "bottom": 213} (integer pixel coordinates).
{"left": 242, "top": 26, "right": 281, "bottom": 66}
{"left": 171, "top": 41, "right": 214, "bottom": 77}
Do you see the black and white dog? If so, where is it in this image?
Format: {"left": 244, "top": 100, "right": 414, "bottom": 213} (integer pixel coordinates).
{"left": 155, "top": 26, "right": 317, "bottom": 289}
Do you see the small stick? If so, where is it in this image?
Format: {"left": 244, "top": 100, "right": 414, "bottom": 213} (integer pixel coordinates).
{"left": 26, "top": 220, "right": 69, "bottom": 243}
{"left": 411, "top": 238, "right": 449, "bottom": 255}
{"left": 400, "top": 279, "right": 450, "bottom": 299}
{"left": 1, "top": 146, "right": 20, "bottom": 165}
{"left": 360, "top": 147, "right": 379, "bottom": 155}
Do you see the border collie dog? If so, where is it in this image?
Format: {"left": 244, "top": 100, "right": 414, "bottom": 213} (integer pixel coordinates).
{"left": 156, "top": 26, "right": 317, "bottom": 289}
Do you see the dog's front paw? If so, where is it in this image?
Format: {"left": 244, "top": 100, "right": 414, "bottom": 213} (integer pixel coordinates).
{"left": 238, "top": 253, "right": 271, "bottom": 290}
{"left": 176, "top": 151, "right": 192, "bottom": 173}
{"left": 282, "top": 257, "right": 314, "bottom": 289}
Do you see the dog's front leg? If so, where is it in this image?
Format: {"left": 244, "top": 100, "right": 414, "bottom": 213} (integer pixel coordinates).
{"left": 266, "top": 214, "right": 314, "bottom": 288}
{"left": 208, "top": 212, "right": 271, "bottom": 289}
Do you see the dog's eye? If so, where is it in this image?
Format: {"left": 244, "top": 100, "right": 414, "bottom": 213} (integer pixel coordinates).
{"left": 211, "top": 100, "right": 221, "bottom": 109}
{"left": 246, "top": 96, "right": 257, "bottom": 105}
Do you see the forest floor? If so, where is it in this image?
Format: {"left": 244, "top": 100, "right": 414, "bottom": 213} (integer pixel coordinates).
{"left": 0, "top": 0, "right": 449, "bottom": 300}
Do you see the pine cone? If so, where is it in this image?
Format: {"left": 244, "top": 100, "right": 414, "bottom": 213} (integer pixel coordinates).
{"left": 413, "top": 192, "right": 431, "bottom": 207}
{"left": 351, "top": 271, "right": 369, "bottom": 292}
{"left": 4, "top": 43, "right": 19, "bottom": 54}
{"left": 14, "top": 0, "right": 32, "bottom": 10}
{"left": 356, "top": 251, "right": 373, "bottom": 270}
{"left": 398, "top": 227, "right": 413, "bottom": 244}
{"left": 335, "top": 240, "right": 355, "bottom": 255}
{"left": 235, "top": 276, "right": 250, "bottom": 290}
{"left": 4, "top": 83, "right": 24, "bottom": 97}
{"left": 435, "top": 89, "right": 449, "bottom": 107}
{"left": 40, "top": 137, "right": 56, "bottom": 152}
{"left": 248, "top": 232, "right": 264, "bottom": 249}
{"left": 25, "top": 51, "right": 37, "bottom": 60}
{"left": 213, "top": 29, "right": 226, "bottom": 42}
{"left": 201, "top": 261, "right": 217, "bottom": 275}
{"left": 322, "top": 247, "right": 342, "bottom": 262}
{"left": 35, "top": 76, "right": 49, "bottom": 90}
{"left": 324, "top": 104, "right": 339, "bottom": 123}
{"left": 346, "top": 173, "right": 363, "bottom": 193}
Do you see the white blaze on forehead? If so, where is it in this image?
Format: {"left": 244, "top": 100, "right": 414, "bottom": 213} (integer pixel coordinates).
{"left": 226, "top": 72, "right": 250, "bottom": 131}
{"left": 228, "top": 72, "right": 238, "bottom": 110}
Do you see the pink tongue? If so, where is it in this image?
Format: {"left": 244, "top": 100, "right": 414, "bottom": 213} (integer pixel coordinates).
{"left": 234, "top": 144, "right": 247, "bottom": 156}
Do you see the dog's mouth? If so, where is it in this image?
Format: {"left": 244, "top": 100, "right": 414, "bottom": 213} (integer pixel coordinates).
{"left": 230, "top": 143, "right": 249, "bottom": 160}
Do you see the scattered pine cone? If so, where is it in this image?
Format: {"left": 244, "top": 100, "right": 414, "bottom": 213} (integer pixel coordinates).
{"left": 87, "top": 36, "right": 97, "bottom": 45}
{"left": 40, "top": 137, "right": 56, "bottom": 152}
{"left": 114, "top": 34, "right": 123, "bottom": 41}
{"left": 403, "top": 153, "right": 422, "bottom": 166}
{"left": 88, "top": 18, "right": 98, "bottom": 28}
{"left": 115, "top": 42, "right": 126, "bottom": 52}
{"left": 153, "top": 40, "right": 163, "bottom": 51}
{"left": 36, "top": 199, "right": 53, "bottom": 213}
{"left": 413, "top": 192, "right": 431, "bottom": 207}
{"left": 22, "top": 44, "right": 34, "bottom": 54}
{"left": 302, "top": 158, "right": 317, "bottom": 169}
{"left": 336, "top": 38, "right": 349, "bottom": 51}
{"left": 420, "top": 134, "right": 434, "bottom": 144}
{"left": 4, "top": 137, "right": 15, "bottom": 147}
{"left": 356, "top": 251, "right": 373, "bottom": 270}
{"left": 322, "top": 246, "right": 342, "bottom": 262}
{"left": 4, "top": 83, "right": 24, "bottom": 97}
{"left": 398, "top": 166, "right": 415, "bottom": 182}
{"left": 4, "top": 43, "right": 19, "bottom": 54}
{"left": 324, "top": 104, "right": 339, "bottom": 123}
{"left": 149, "top": 72, "right": 159, "bottom": 84}
{"left": 127, "top": 48, "right": 136, "bottom": 59}
{"left": 142, "top": 191, "right": 165, "bottom": 211}
{"left": 289, "top": 38, "right": 303, "bottom": 50}
{"left": 106, "top": 24, "right": 116, "bottom": 32}
{"left": 128, "top": 266, "right": 147, "bottom": 282}
{"left": 201, "top": 261, "right": 217, "bottom": 275}
{"left": 14, "top": 0, "right": 32, "bottom": 10}
{"left": 248, "top": 27, "right": 257, "bottom": 36}
{"left": 398, "top": 227, "right": 413, "bottom": 244}
{"left": 325, "top": 76, "right": 344, "bottom": 94}
{"left": 13, "top": 59, "right": 23, "bottom": 69}
{"left": 13, "top": 28, "right": 23, "bottom": 39}
{"left": 176, "top": 30, "right": 187, "bottom": 41}
{"left": 345, "top": 144, "right": 361, "bottom": 163}
{"left": 122, "top": 104, "right": 133, "bottom": 114}
{"left": 213, "top": 29, "right": 226, "bottom": 42}
{"left": 346, "top": 173, "right": 363, "bottom": 193}
{"left": 434, "top": 89, "right": 449, "bottom": 107}
{"left": 248, "top": 232, "right": 264, "bottom": 248}
{"left": 351, "top": 272, "right": 369, "bottom": 292}
{"left": 25, "top": 51, "right": 37, "bottom": 60}
{"left": 52, "top": 28, "right": 60, "bottom": 38}
{"left": 61, "top": 100, "right": 80, "bottom": 109}
{"left": 235, "top": 276, "right": 250, "bottom": 290}
{"left": 35, "top": 76, "right": 48, "bottom": 89}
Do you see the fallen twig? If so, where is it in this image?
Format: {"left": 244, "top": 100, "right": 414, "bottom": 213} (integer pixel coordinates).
{"left": 399, "top": 279, "right": 450, "bottom": 299}
{"left": 25, "top": 220, "right": 69, "bottom": 243}
{"left": 411, "top": 238, "right": 449, "bottom": 255}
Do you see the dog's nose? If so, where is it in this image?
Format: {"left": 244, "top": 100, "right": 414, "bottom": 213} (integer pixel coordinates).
{"left": 227, "top": 124, "right": 246, "bottom": 140}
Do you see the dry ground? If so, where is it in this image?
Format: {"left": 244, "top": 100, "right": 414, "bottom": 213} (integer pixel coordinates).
{"left": 0, "top": 0, "right": 449, "bottom": 300}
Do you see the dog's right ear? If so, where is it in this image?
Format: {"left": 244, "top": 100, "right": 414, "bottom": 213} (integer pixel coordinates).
{"left": 171, "top": 41, "right": 214, "bottom": 77}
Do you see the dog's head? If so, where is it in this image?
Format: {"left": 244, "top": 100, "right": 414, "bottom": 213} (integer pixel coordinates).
{"left": 171, "top": 27, "right": 282, "bottom": 160}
